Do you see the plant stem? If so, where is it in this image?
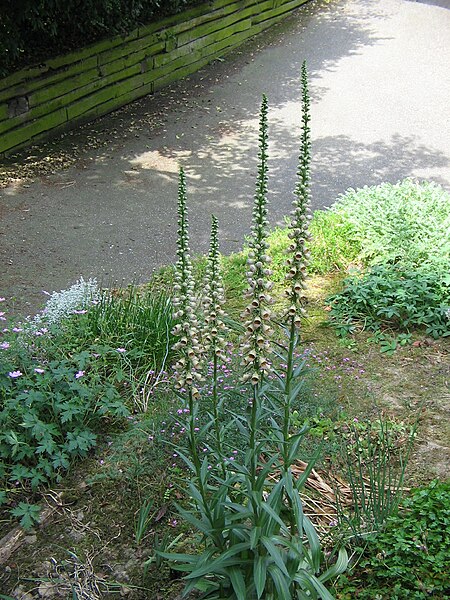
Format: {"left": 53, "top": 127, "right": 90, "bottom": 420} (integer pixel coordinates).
{"left": 249, "top": 384, "right": 259, "bottom": 515}
{"left": 212, "top": 351, "right": 226, "bottom": 479}
{"left": 282, "top": 317, "right": 299, "bottom": 538}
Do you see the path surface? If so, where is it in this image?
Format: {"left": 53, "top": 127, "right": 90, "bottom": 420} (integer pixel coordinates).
{"left": 1, "top": 0, "right": 450, "bottom": 316}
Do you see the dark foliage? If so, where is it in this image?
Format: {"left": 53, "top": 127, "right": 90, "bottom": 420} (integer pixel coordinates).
{"left": 0, "top": 0, "right": 206, "bottom": 76}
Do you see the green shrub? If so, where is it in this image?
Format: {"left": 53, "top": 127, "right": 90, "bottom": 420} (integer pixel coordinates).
{"left": 327, "top": 264, "right": 450, "bottom": 339}
{"left": 336, "top": 480, "right": 450, "bottom": 599}
{"left": 329, "top": 179, "right": 450, "bottom": 274}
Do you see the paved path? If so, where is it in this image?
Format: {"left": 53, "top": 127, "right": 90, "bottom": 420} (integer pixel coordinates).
{"left": 1, "top": 0, "right": 450, "bottom": 315}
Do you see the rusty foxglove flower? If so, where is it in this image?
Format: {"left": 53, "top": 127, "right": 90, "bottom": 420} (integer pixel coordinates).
{"left": 285, "top": 61, "right": 311, "bottom": 325}
{"left": 240, "top": 95, "right": 273, "bottom": 384}
{"left": 172, "top": 168, "right": 203, "bottom": 396}
{"left": 202, "top": 215, "right": 228, "bottom": 359}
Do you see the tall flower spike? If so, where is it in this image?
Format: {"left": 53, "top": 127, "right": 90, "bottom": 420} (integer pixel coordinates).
{"left": 240, "top": 95, "right": 273, "bottom": 385}
{"left": 202, "top": 215, "right": 228, "bottom": 358}
{"left": 285, "top": 60, "right": 312, "bottom": 327}
{"left": 172, "top": 168, "right": 203, "bottom": 396}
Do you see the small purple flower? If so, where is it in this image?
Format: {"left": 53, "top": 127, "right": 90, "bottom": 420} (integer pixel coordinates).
{"left": 8, "top": 370, "right": 22, "bottom": 378}
{"left": 0, "top": 312, "right": 6, "bottom": 322}
{"left": 12, "top": 327, "right": 23, "bottom": 333}
{"left": 75, "top": 370, "right": 85, "bottom": 379}
{"left": 34, "top": 368, "right": 45, "bottom": 374}
{"left": 116, "top": 347, "right": 126, "bottom": 353}
{"left": 73, "top": 309, "right": 87, "bottom": 315}
{"left": 0, "top": 297, "right": 5, "bottom": 302}
{"left": 1, "top": 341, "right": 10, "bottom": 350}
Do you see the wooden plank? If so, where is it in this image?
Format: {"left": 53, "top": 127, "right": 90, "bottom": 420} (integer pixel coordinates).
{"left": 0, "top": 57, "right": 99, "bottom": 104}
{"left": 71, "top": 79, "right": 154, "bottom": 124}
{"left": 162, "top": 0, "right": 260, "bottom": 38}
{"left": 66, "top": 69, "right": 147, "bottom": 121}
{"left": 153, "top": 26, "right": 259, "bottom": 91}
{"left": 0, "top": 108, "right": 67, "bottom": 154}
{"left": 253, "top": 0, "right": 308, "bottom": 25}
{"left": 0, "top": 0, "right": 312, "bottom": 154}
{"left": 0, "top": 103, "right": 8, "bottom": 121}
{"left": 176, "top": 4, "right": 259, "bottom": 48}
{"left": 153, "top": 16, "right": 253, "bottom": 70}
{"left": 97, "top": 35, "right": 163, "bottom": 67}
{"left": 98, "top": 43, "right": 161, "bottom": 77}
{"left": 0, "top": 62, "right": 145, "bottom": 136}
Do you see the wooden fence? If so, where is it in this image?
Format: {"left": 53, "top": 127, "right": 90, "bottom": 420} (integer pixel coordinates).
{"left": 0, "top": 0, "right": 309, "bottom": 156}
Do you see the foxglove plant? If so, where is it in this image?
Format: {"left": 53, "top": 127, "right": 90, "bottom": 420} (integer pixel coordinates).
{"left": 158, "top": 69, "right": 347, "bottom": 599}
{"left": 171, "top": 168, "right": 206, "bottom": 483}
{"left": 275, "top": 59, "right": 314, "bottom": 487}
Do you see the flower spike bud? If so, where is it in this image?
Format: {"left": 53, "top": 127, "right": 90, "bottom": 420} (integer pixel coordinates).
{"left": 171, "top": 168, "right": 204, "bottom": 392}
{"left": 202, "top": 215, "right": 229, "bottom": 361}
{"left": 240, "top": 95, "right": 273, "bottom": 383}
{"left": 284, "top": 60, "right": 312, "bottom": 328}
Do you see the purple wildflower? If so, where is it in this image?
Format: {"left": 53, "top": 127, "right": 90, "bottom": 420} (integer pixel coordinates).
{"left": 9, "top": 370, "right": 22, "bottom": 378}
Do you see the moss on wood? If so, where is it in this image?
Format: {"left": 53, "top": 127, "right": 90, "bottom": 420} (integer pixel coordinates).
{"left": 0, "top": 0, "right": 311, "bottom": 155}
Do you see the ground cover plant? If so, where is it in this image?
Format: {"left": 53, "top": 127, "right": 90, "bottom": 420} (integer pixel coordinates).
{"left": 0, "top": 281, "right": 175, "bottom": 527}
{"left": 1, "top": 65, "right": 449, "bottom": 599}
{"left": 336, "top": 480, "right": 450, "bottom": 599}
